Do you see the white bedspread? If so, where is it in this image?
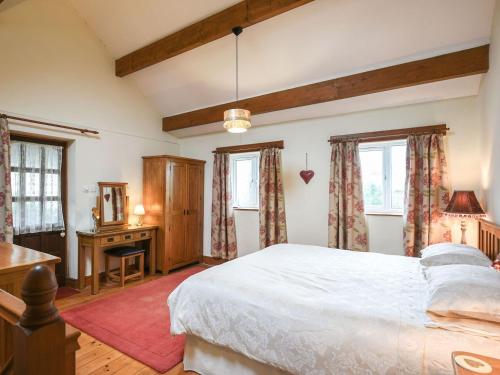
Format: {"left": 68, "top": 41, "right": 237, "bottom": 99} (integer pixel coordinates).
{"left": 168, "top": 244, "right": 500, "bottom": 375}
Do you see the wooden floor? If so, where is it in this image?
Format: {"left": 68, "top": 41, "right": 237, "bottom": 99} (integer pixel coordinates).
{"left": 56, "top": 269, "right": 201, "bottom": 375}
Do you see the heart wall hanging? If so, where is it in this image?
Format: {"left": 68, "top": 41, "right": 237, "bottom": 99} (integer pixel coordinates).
{"left": 300, "top": 153, "right": 315, "bottom": 184}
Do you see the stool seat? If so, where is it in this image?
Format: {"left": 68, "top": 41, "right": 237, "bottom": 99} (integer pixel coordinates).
{"left": 104, "top": 246, "right": 145, "bottom": 257}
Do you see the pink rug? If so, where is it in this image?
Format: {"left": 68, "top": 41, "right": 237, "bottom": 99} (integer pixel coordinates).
{"left": 61, "top": 266, "right": 205, "bottom": 373}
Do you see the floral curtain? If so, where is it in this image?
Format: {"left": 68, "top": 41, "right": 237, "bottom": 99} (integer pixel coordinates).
{"left": 328, "top": 140, "right": 368, "bottom": 251}
{"left": 211, "top": 152, "right": 237, "bottom": 259}
{"left": 0, "top": 117, "right": 13, "bottom": 243}
{"left": 403, "top": 134, "right": 451, "bottom": 256}
{"left": 10, "top": 141, "right": 65, "bottom": 234}
{"left": 259, "top": 147, "right": 287, "bottom": 248}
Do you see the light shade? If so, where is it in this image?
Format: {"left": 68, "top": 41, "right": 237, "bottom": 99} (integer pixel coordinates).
{"left": 133, "top": 204, "right": 145, "bottom": 216}
{"left": 223, "top": 108, "right": 251, "bottom": 133}
{"left": 444, "top": 191, "right": 486, "bottom": 218}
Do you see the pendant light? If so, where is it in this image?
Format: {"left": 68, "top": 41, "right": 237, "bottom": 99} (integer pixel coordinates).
{"left": 223, "top": 26, "right": 251, "bottom": 133}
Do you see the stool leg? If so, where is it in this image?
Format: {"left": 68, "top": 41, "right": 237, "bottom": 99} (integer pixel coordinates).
{"left": 139, "top": 253, "right": 144, "bottom": 280}
{"left": 105, "top": 255, "right": 110, "bottom": 282}
{"left": 120, "top": 257, "right": 125, "bottom": 287}
{"left": 124, "top": 257, "right": 129, "bottom": 275}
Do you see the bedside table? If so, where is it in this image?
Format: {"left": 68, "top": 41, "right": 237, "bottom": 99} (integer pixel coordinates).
{"left": 452, "top": 352, "right": 500, "bottom": 374}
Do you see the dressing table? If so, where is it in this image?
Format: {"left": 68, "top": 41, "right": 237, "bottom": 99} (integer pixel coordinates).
{"left": 76, "top": 182, "right": 158, "bottom": 295}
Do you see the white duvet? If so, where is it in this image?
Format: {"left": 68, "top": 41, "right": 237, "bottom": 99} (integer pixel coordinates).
{"left": 168, "top": 244, "right": 500, "bottom": 375}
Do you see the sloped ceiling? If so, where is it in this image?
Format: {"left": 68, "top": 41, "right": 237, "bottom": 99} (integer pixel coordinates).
{"left": 70, "top": 0, "right": 495, "bottom": 136}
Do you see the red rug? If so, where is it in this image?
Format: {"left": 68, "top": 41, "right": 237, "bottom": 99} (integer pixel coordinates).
{"left": 61, "top": 266, "right": 205, "bottom": 373}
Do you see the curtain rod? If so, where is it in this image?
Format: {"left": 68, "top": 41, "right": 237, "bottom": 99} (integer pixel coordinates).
{"left": 0, "top": 113, "right": 99, "bottom": 135}
{"left": 328, "top": 124, "right": 448, "bottom": 144}
{"left": 213, "top": 140, "right": 284, "bottom": 154}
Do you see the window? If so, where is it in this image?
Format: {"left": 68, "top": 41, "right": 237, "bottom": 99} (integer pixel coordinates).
{"left": 11, "top": 141, "right": 65, "bottom": 234}
{"left": 359, "top": 140, "right": 406, "bottom": 214}
{"left": 231, "top": 153, "right": 259, "bottom": 209}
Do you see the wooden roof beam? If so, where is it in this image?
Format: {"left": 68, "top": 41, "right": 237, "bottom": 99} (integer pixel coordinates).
{"left": 115, "top": 0, "right": 314, "bottom": 77}
{"left": 162, "top": 45, "right": 489, "bottom": 131}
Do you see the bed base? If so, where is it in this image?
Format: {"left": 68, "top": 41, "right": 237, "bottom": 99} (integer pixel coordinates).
{"left": 184, "top": 335, "right": 288, "bottom": 375}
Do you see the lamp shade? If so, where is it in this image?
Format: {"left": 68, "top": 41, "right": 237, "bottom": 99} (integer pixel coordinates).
{"left": 133, "top": 204, "right": 145, "bottom": 216}
{"left": 444, "top": 191, "right": 486, "bottom": 218}
{"left": 223, "top": 108, "right": 251, "bottom": 133}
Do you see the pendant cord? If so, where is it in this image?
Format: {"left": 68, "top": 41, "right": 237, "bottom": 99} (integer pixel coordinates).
{"left": 235, "top": 33, "right": 239, "bottom": 104}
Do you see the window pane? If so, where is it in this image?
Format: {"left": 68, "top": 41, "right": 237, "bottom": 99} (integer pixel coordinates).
{"left": 10, "top": 143, "right": 20, "bottom": 168}
{"left": 12, "top": 201, "right": 19, "bottom": 229}
{"left": 391, "top": 145, "right": 406, "bottom": 209}
{"left": 235, "top": 159, "right": 253, "bottom": 207}
{"left": 45, "top": 146, "right": 61, "bottom": 170}
{"left": 25, "top": 144, "right": 42, "bottom": 169}
{"left": 43, "top": 200, "right": 61, "bottom": 225}
{"left": 45, "top": 173, "right": 59, "bottom": 196}
{"left": 360, "top": 149, "right": 384, "bottom": 208}
{"left": 24, "top": 201, "right": 41, "bottom": 228}
{"left": 11, "top": 171, "right": 20, "bottom": 197}
{"left": 25, "top": 172, "right": 40, "bottom": 197}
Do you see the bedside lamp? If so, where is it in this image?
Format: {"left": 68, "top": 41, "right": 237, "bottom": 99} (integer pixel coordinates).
{"left": 444, "top": 191, "right": 486, "bottom": 245}
{"left": 133, "top": 204, "right": 145, "bottom": 226}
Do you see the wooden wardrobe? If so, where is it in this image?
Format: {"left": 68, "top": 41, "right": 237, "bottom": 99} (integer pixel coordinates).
{"left": 143, "top": 155, "right": 205, "bottom": 274}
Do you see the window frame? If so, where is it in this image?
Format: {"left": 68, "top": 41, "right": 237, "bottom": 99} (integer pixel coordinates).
{"left": 359, "top": 139, "right": 406, "bottom": 215}
{"left": 230, "top": 152, "right": 259, "bottom": 210}
{"left": 10, "top": 133, "right": 67, "bottom": 233}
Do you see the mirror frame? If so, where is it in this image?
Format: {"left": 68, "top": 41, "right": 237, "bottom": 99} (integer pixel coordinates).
{"left": 97, "top": 182, "right": 128, "bottom": 231}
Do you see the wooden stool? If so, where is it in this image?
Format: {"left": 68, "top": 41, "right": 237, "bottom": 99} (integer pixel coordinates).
{"left": 104, "top": 246, "right": 145, "bottom": 287}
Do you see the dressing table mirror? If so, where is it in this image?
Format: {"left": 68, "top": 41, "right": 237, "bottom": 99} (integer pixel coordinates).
{"left": 96, "top": 182, "right": 128, "bottom": 231}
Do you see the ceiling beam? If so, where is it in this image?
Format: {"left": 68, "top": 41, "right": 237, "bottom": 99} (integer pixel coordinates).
{"left": 115, "top": 0, "right": 314, "bottom": 77}
{"left": 162, "top": 45, "right": 489, "bottom": 131}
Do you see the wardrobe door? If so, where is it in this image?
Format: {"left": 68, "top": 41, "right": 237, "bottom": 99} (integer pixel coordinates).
{"left": 167, "top": 160, "right": 187, "bottom": 266}
{"left": 185, "top": 164, "right": 203, "bottom": 262}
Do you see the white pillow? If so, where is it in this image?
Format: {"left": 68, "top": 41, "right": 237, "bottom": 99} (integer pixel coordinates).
{"left": 420, "top": 242, "right": 491, "bottom": 267}
{"left": 425, "top": 264, "right": 500, "bottom": 323}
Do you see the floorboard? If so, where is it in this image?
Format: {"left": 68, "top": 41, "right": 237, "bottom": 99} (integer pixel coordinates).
{"left": 57, "top": 267, "right": 203, "bottom": 375}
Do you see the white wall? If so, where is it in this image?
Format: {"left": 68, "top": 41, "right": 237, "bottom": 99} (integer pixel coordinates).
{"left": 480, "top": 0, "right": 500, "bottom": 224}
{"left": 181, "top": 97, "right": 482, "bottom": 257}
{"left": 0, "top": 0, "right": 179, "bottom": 278}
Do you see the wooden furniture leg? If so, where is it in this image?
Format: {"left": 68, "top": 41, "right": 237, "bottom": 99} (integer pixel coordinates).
{"left": 104, "top": 255, "right": 109, "bottom": 282}
{"left": 139, "top": 253, "right": 144, "bottom": 280}
{"left": 91, "top": 244, "right": 100, "bottom": 295}
{"left": 78, "top": 242, "right": 85, "bottom": 290}
{"left": 120, "top": 257, "right": 125, "bottom": 287}
{"left": 149, "top": 231, "right": 156, "bottom": 275}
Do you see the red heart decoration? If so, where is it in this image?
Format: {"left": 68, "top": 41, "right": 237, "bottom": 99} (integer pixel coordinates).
{"left": 300, "top": 170, "right": 315, "bottom": 184}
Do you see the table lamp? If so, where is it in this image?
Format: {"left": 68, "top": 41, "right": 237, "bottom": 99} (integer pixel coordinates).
{"left": 133, "top": 204, "right": 145, "bottom": 226}
{"left": 444, "top": 191, "right": 486, "bottom": 245}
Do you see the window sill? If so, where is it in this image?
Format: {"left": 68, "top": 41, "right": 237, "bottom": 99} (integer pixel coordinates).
{"left": 233, "top": 207, "right": 259, "bottom": 211}
{"left": 365, "top": 211, "right": 403, "bottom": 217}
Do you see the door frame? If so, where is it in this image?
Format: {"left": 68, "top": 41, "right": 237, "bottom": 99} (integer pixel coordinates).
{"left": 10, "top": 131, "right": 69, "bottom": 284}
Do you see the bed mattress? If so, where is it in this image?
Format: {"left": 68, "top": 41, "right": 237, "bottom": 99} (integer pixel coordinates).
{"left": 168, "top": 244, "right": 500, "bottom": 374}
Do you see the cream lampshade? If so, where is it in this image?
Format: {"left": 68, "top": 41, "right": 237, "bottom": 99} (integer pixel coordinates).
{"left": 133, "top": 204, "right": 145, "bottom": 226}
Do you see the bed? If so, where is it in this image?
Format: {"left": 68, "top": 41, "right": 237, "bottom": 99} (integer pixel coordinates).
{"left": 168, "top": 220, "right": 500, "bottom": 375}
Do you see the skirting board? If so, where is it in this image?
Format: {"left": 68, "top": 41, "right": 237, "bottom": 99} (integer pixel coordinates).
{"left": 202, "top": 256, "right": 227, "bottom": 266}
{"left": 66, "top": 259, "right": 224, "bottom": 288}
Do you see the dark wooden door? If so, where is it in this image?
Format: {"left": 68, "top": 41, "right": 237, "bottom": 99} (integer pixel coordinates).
{"left": 11, "top": 134, "right": 67, "bottom": 286}
{"left": 185, "top": 163, "right": 203, "bottom": 263}
{"left": 167, "top": 161, "right": 187, "bottom": 266}
{"left": 13, "top": 231, "right": 66, "bottom": 286}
